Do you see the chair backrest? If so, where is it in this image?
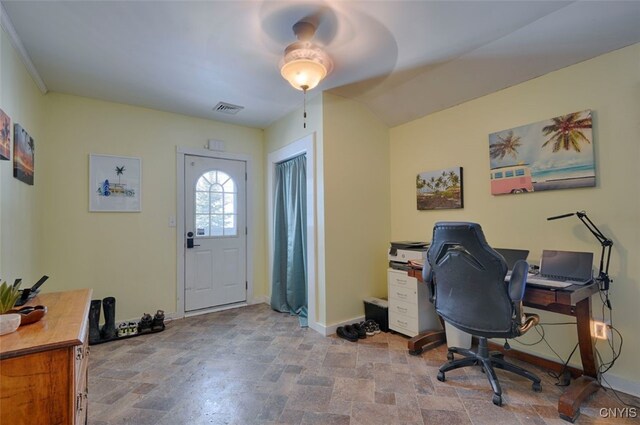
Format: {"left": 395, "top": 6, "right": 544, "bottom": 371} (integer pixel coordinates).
{"left": 428, "top": 222, "right": 515, "bottom": 337}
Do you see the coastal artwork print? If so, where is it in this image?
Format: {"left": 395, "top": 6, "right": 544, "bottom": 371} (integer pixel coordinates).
{"left": 89, "top": 154, "right": 141, "bottom": 212}
{"left": 13, "top": 124, "right": 34, "bottom": 185}
{"left": 489, "top": 110, "right": 594, "bottom": 195}
{"left": 416, "top": 167, "right": 463, "bottom": 210}
{"left": 0, "top": 109, "right": 10, "bottom": 160}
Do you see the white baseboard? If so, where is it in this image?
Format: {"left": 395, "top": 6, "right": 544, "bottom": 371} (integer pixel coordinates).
{"left": 318, "top": 315, "right": 366, "bottom": 337}
{"left": 601, "top": 373, "right": 640, "bottom": 398}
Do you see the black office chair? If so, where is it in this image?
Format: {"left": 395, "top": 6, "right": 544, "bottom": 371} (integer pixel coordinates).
{"left": 422, "top": 222, "right": 542, "bottom": 406}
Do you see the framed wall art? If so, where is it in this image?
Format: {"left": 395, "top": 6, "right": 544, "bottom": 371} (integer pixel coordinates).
{"left": 416, "top": 167, "right": 463, "bottom": 210}
{"left": 0, "top": 108, "right": 10, "bottom": 161}
{"left": 89, "top": 154, "right": 141, "bottom": 212}
{"left": 13, "top": 124, "right": 34, "bottom": 185}
{"left": 488, "top": 109, "right": 594, "bottom": 196}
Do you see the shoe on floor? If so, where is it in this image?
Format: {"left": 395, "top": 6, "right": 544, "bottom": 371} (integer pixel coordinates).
{"left": 337, "top": 326, "right": 358, "bottom": 342}
{"left": 352, "top": 322, "right": 367, "bottom": 339}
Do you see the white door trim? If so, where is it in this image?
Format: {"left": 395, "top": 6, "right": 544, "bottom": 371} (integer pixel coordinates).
{"left": 176, "top": 146, "right": 254, "bottom": 319}
{"left": 267, "top": 134, "right": 319, "bottom": 334}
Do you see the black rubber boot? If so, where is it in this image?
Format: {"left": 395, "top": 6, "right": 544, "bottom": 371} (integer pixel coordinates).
{"left": 101, "top": 296, "right": 117, "bottom": 340}
{"left": 88, "top": 299, "right": 102, "bottom": 344}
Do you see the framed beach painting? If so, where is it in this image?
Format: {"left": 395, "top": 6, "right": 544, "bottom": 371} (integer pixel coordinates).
{"left": 13, "top": 124, "right": 34, "bottom": 185}
{"left": 0, "top": 109, "right": 10, "bottom": 161}
{"left": 416, "top": 167, "right": 463, "bottom": 210}
{"left": 488, "top": 110, "right": 594, "bottom": 195}
{"left": 89, "top": 154, "right": 141, "bottom": 212}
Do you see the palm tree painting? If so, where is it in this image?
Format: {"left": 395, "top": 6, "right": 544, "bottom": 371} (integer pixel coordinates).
{"left": 12, "top": 124, "right": 34, "bottom": 185}
{"left": 488, "top": 110, "right": 595, "bottom": 195}
{"left": 0, "top": 108, "right": 10, "bottom": 161}
{"left": 90, "top": 155, "right": 141, "bottom": 212}
{"left": 417, "top": 167, "right": 463, "bottom": 210}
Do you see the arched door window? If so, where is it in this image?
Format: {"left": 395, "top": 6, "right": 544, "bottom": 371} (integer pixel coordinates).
{"left": 194, "top": 170, "right": 237, "bottom": 237}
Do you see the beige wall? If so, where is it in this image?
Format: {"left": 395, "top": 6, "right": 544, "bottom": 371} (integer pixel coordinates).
{"left": 322, "top": 93, "right": 390, "bottom": 325}
{"left": 38, "top": 93, "right": 265, "bottom": 321}
{"left": 390, "top": 44, "right": 640, "bottom": 387}
{"left": 0, "top": 26, "right": 45, "bottom": 285}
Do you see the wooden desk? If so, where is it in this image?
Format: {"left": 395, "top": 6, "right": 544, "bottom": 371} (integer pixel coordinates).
{"left": 407, "top": 268, "right": 599, "bottom": 423}
{"left": 1, "top": 289, "right": 92, "bottom": 425}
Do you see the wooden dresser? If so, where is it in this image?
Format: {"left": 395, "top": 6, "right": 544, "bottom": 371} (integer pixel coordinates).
{"left": 1, "top": 289, "right": 92, "bottom": 425}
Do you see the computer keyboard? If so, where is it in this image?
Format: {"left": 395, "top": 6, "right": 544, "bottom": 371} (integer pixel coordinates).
{"left": 526, "top": 274, "right": 573, "bottom": 289}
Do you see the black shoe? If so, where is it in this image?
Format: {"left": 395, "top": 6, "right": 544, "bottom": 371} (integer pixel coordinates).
{"left": 337, "top": 326, "right": 358, "bottom": 342}
{"left": 138, "top": 313, "right": 153, "bottom": 334}
{"left": 88, "top": 299, "right": 102, "bottom": 344}
{"left": 100, "top": 296, "right": 117, "bottom": 340}
{"left": 351, "top": 322, "right": 367, "bottom": 339}
{"left": 151, "top": 309, "right": 165, "bottom": 331}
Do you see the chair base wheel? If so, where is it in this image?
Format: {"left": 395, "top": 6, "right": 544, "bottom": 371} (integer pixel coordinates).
{"left": 437, "top": 371, "right": 445, "bottom": 382}
{"left": 447, "top": 351, "right": 454, "bottom": 361}
{"left": 492, "top": 394, "right": 502, "bottom": 406}
{"left": 532, "top": 382, "right": 542, "bottom": 392}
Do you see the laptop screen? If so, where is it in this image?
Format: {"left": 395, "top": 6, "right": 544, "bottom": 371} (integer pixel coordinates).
{"left": 495, "top": 248, "right": 529, "bottom": 271}
{"left": 540, "top": 250, "right": 593, "bottom": 281}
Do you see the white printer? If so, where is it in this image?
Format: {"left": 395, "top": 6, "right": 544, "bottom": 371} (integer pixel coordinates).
{"left": 388, "top": 241, "right": 429, "bottom": 270}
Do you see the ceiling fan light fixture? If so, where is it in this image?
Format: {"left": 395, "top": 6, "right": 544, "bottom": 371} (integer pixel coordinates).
{"left": 281, "top": 58, "right": 327, "bottom": 91}
{"left": 280, "top": 41, "right": 333, "bottom": 91}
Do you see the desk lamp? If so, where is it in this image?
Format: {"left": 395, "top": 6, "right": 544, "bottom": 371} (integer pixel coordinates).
{"left": 547, "top": 211, "right": 613, "bottom": 295}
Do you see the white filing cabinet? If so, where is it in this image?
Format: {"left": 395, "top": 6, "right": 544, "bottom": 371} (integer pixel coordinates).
{"left": 387, "top": 268, "right": 440, "bottom": 337}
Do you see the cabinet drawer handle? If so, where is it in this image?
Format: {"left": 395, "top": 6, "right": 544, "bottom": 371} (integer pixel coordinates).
{"left": 76, "top": 393, "right": 83, "bottom": 412}
{"left": 397, "top": 306, "right": 407, "bottom": 313}
{"left": 397, "top": 320, "right": 408, "bottom": 326}
{"left": 76, "top": 347, "right": 83, "bottom": 361}
{"left": 396, "top": 292, "right": 407, "bottom": 299}
{"left": 396, "top": 279, "right": 407, "bottom": 284}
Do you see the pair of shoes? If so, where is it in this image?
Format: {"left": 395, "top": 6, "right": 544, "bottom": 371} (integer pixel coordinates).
{"left": 138, "top": 313, "right": 153, "bottom": 334}
{"left": 363, "top": 320, "right": 380, "bottom": 336}
{"left": 151, "top": 310, "right": 165, "bottom": 331}
{"left": 337, "top": 325, "right": 358, "bottom": 342}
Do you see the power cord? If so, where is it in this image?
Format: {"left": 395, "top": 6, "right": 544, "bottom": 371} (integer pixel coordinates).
{"left": 514, "top": 322, "right": 579, "bottom": 386}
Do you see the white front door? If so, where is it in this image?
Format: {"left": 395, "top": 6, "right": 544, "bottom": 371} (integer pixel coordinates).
{"left": 184, "top": 155, "right": 247, "bottom": 311}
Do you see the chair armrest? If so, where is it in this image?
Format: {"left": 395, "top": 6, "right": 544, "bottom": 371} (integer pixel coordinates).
{"left": 422, "top": 262, "right": 435, "bottom": 303}
{"left": 508, "top": 260, "right": 529, "bottom": 301}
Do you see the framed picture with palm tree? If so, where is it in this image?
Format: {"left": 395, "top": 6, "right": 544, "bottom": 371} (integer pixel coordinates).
{"left": 488, "top": 110, "right": 594, "bottom": 195}
{"left": 0, "top": 109, "right": 10, "bottom": 161}
{"left": 416, "top": 167, "right": 463, "bottom": 210}
{"left": 13, "top": 124, "right": 34, "bottom": 185}
{"left": 89, "top": 154, "right": 142, "bottom": 212}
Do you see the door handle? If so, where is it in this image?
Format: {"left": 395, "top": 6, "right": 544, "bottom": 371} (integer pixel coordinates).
{"left": 186, "top": 231, "right": 200, "bottom": 249}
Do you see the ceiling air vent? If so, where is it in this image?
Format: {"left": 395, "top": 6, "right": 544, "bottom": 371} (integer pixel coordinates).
{"left": 213, "top": 102, "right": 244, "bottom": 115}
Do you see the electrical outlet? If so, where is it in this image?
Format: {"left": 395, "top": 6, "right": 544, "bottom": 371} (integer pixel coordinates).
{"left": 592, "top": 320, "right": 610, "bottom": 340}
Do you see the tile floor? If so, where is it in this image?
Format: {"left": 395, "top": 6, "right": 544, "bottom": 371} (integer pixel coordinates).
{"left": 88, "top": 304, "right": 639, "bottom": 425}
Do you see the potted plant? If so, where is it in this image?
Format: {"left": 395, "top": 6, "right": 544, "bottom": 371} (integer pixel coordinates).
{"left": 0, "top": 281, "right": 22, "bottom": 335}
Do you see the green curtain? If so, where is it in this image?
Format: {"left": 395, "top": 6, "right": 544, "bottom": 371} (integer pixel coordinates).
{"left": 271, "top": 154, "right": 307, "bottom": 327}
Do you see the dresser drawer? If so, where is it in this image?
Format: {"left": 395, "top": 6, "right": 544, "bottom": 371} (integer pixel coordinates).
{"left": 389, "top": 311, "right": 418, "bottom": 336}
{"left": 387, "top": 270, "right": 417, "bottom": 291}
{"left": 388, "top": 284, "right": 417, "bottom": 303}
{"left": 388, "top": 298, "right": 418, "bottom": 319}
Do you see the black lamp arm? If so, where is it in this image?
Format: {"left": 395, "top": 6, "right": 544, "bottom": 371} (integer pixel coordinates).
{"left": 575, "top": 211, "right": 613, "bottom": 291}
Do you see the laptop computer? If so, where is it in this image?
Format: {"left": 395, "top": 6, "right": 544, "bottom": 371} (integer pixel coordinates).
{"left": 527, "top": 250, "right": 594, "bottom": 288}
{"left": 14, "top": 275, "right": 49, "bottom": 306}
{"left": 495, "top": 248, "right": 529, "bottom": 279}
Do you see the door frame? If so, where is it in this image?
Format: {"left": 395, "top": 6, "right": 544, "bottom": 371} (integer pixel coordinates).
{"left": 176, "top": 146, "right": 254, "bottom": 318}
{"left": 267, "top": 134, "right": 318, "bottom": 333}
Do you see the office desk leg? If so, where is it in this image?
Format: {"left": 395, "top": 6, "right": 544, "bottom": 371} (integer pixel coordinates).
{"left": 407, "top": 329, "right": 446, "bottom": 356}
{"left": 558, "top": 297, "right": 600, "bottom": 422}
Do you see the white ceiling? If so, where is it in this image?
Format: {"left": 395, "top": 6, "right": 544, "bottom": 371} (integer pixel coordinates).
{"left": 2, "top": 1, "right": 639, "bottom": 129}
